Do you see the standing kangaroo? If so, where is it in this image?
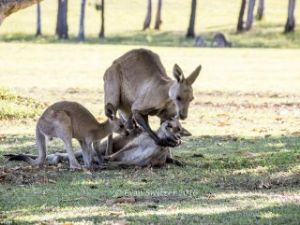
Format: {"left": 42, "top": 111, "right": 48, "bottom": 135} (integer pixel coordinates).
{"left": 104, "top": 48, "right": 201, "bottom": 150}
{"left": 28, "top": 101, "right": 125, "bottom": 169}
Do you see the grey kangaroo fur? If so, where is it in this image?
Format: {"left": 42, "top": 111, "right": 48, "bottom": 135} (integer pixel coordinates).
{"left": 103, "top": 48, "right": 201, "bottom": 152}
{"left": 106, "top": 118, "right": 182, "bottom": 167}
{"left": 212, "top": 33, "right": 232, "bottom": 47}
{"left": 22, "top": 101, "right": 125, "bottom": 169}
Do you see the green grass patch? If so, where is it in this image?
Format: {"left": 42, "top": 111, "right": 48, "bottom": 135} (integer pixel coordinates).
{"left": 0, "top": 134, "right": 299, "bottom": 224}
{"left": 0, "top": 87, "right": 45, "bottom": 120}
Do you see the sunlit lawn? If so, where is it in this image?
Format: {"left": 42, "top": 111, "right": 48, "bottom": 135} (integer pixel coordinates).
{"left": 0, "top": 43, "right": 300, "bottom": 224}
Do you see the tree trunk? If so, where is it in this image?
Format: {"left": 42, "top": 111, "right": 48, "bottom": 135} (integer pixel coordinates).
{"left": 154, "top": 0, "right": 162, "bottom": 30}
{"left": 35, "top": 1, "right": 41, "bottom": 36}
{"left": 245, "top": 0, "right": 256, "bottom": 31}
{"left": 285, "top": 0, "right": 296, "bottom": 33}
{"left": 237, "top": 0, "right": 247, "bottom": 32}
{"left": 0, "top": 0, "right": 42, "bottom": 24}
{"left": 99, "top": 0, "right": 105, "bottom": 38}
{"left": 143, "top": 0, "right": 152, "bottom": 30}
{"left": 55, "top": 0, "right": 60, "bottom": 35}
{"left": 56, "top": 0, "right": 68, "bottom": 39}
{"left": 78, "top": 0, "right": 86, "bottom": 41}
{"left": 256, "top": 0, "right": 264, "bottom": 20}
{"left": 186, "top": 0, "right": 197, "bottom": 38}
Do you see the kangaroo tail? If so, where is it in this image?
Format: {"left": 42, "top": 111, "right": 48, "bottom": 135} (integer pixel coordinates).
{"left": 4, "top": 153, "right": 37, "bottom": 163}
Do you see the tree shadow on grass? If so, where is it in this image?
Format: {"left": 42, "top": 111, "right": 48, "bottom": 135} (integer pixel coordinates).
{"left": 0, "top": 133, "right": 299, "bottom": 215}
{"left": 1, "top": 26, "right": 300, "bottom": 48}
{"left": 6, "top": 202, "right": 300, "bottom": 225}
{"left": 0, "top": 31, "right": 195, "bottom": 47}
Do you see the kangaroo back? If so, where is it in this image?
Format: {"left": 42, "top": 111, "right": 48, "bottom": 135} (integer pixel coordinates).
{"left": 103, "top": 49, "right": 171, "bottom": 114}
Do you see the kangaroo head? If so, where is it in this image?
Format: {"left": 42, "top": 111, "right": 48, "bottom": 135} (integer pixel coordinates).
{"left": 160, "top": 118, "right": 182, "bottom": 145}
{"left": 106, "top": 103, "right": 126, "bottom": 134}
{"left": 118, "top": 111, "right": 139, "bottom": 136}
{"left": 168, "top": 64, "right": 201, "bottom": 120}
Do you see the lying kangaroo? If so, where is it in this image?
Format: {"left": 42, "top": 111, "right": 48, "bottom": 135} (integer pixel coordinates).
{"left": 6, "top": 119, "right": 182, "bottom": 168}
{"left": 104, "top": 48, "right": 201, "bottom": 150}
{"left": 106, "top": 118, "right": 182, "bottom": 167}
{"left": 25, "top": 101, "right": 125, "bottom": 169}
{"left": 212, "top": 33, "right": 232, "bottom": 48}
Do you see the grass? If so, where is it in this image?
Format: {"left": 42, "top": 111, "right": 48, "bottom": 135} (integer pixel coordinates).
{"left": 0, "top": 87, "right": 45, "bottom": 120}
{"left": 0, "top": 0, "right": 300, "bottom": 48}
{"left": 1, "top": 1, "right": 300, "bottom": 224}
{"left": 1, "top": 135, "right": 300, "bottom": 224}
{"left": 0, "top": 43, "right": 300, "bottom": 224}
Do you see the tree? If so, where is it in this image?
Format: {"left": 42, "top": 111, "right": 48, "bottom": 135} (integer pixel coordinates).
{"left": 78, "top": 0, "right": 86, "bottom": 41}
{"left": 186, "top": 0, "right": 197, "bottom": 38}
{"left": 237, "top": 0, "right": 247, "bottom": 32}
{"left": 245, "top": 0, "right": 256, "bottom": 31}
{"left": 285, "top": 0, "right": 296, "bottom": 33}
{"left": 256, "top": 0, "right": 264, "bottom": 20}
{"left": 99, "top": 0, "right": 105, "bottom": 38}
{"left": 154, "top": 0, "right": 162, "bottom": 30}
{"left": 143, "top": 0, "right": 152, "bottom": 30}
{"left": 0, "top": 0, "right": 42, "bottom": 24}
{"left": 56, "top": 0, "right": 68, "bottom": 39}
{"left": 36, "top": 1, "right": 42, "bottom": 36}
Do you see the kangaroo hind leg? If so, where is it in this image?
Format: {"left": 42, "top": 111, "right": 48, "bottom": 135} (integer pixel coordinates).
{"left": 79, "top": 140, "right": 93, "bottom": 168}
{"left": 55, "top": 111, "right": 81, "bottom": 169}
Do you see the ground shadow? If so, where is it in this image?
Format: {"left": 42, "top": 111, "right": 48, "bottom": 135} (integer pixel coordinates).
{"left": 1, "top": 25, "right": 299, "bottom": 48}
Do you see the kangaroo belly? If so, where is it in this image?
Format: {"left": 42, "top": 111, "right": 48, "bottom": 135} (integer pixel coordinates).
{"left": 121, "top": 145, "right": 157, "bottom": 165}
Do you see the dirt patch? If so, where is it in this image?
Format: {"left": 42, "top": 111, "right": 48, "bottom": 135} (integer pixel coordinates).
{"left": 194, "top": 101, "right": 300, "bottom": 110}
{"left": 0, "top": 166, "right": 57, "bottom": 185}
{"left": 216, "top": 172, "right": 300, "bottom": 191}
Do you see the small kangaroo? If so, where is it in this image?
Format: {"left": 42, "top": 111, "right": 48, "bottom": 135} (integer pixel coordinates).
{"left": 104, "top": 48, "right": 201, "bottom": 150}
{"left": 26, "top": 101, "right": 125, "bottom": 169}
{"left": 106, "top": 118, "right": 182, "bottom": 167}
{"left": 212, "top": 33, "right": 232, "bottom": 48}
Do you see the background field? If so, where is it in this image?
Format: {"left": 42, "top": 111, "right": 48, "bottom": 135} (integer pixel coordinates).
{"left": 0, "top": 0, "right": 300, "bottom": 48}
{"left": 0, "top": 0, "right": 300, "bottom": 224}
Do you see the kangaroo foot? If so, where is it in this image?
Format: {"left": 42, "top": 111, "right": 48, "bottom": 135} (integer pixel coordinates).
{"left": 69, "top": 161, "right": 82, "bottom": 170}
{"left": 166, "top": 156, "right": 185, "bottom": 167}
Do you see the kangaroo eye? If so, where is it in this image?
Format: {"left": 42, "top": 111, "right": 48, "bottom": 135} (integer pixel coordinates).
{"left": 176, "top": 96, "right": 181, "bottom": 101}
{"left": 120, "top": 124, "right": 124, "bottom": 129}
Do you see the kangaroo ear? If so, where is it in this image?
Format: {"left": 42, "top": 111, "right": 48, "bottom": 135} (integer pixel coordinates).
{"left": 118, "top": 112, "right": 127, "bottom": 124}
{"left": 173, "top": 64, "right": 184, "bottom": 82}
{"left": 186, "top": 65, "right": 201, "bottom": 86}
{"left": 105, "top": 103, "right": 116, "bottom": 120}
{"left": 166, "top": 121, "right": 173, "bottom": 128}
